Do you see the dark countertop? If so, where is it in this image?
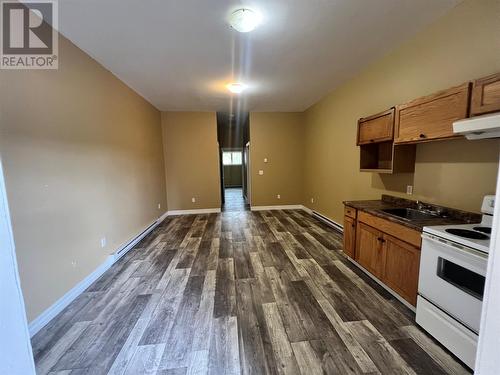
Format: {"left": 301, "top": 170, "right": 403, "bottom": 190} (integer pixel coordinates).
{"left": 344, "top": 195, "right": 482, "bottom": 231}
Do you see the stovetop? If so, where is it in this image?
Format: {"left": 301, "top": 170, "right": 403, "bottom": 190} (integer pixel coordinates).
{"left": 423, "top": 222, "right": 491, "bottom": 253}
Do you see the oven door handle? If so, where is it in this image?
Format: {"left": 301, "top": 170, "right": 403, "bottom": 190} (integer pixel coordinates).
{"left": 422, "top": 232, "right": 488, "bottom": 260}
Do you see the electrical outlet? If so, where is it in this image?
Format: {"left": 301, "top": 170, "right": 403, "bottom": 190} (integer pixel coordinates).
{"left": 406, "top": 185, "right": 413, "bottom": 195}
{"left": 258, "top": 170, "right": 264, "bottom": 175}
{"left": 100, "top": 237, "right": 107, "bottom": 248}
{"left": 191, "top": 197, "right": 196, "bottom": 203}
{"left": 277, "top": 194, "right": 281, "bottom": 199}
{"left": 71, "top": 261, "right": 77, "bottom": 268}
{"left": 311, "top": 198, "right": 314, "bottom": 203}
{"left": 158, "top": 203, "right": 161, "bottom": 209}
{"left": 264, "top": 158, "right": 268, "bottom": 163}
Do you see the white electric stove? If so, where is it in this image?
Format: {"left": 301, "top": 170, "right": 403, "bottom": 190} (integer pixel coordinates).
{"left": 422, "top": 196, "right": 493, "bottom": 254}
{"left": 416, "top": 195, "right": 494, "bottom": 370}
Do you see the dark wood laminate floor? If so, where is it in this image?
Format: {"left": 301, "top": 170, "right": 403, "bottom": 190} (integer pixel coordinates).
{"left": 32, "top": 210, "right": 471, "bottom": 375}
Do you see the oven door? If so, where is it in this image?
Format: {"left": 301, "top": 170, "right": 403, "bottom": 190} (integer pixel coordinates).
{"left": 419, "top": 233, "right": 488, "bottom": 333}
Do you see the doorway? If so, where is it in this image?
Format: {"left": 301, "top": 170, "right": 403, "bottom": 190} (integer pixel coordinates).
{"left": 217, "top": 112, "right": 250, "bottom": 212}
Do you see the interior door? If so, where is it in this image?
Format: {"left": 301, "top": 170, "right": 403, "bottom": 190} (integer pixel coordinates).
{"left": 355, "top": 222, "right": 385, "bottom": 278}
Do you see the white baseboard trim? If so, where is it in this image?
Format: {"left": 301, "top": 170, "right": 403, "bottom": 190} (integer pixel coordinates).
{"left": 166, "top": 208, "right": 221, "bottom": 216}
{"left": 250, "top": 205, "right": 304, "bottom": 211}
{"left": 301, "top": 205, "right": 313, "bottom": 214}
{"left": 28, "top": 212, "right": 168, "bottom": 337}
{"left": 347, "top": 257, "right": 416, "bottom": 312}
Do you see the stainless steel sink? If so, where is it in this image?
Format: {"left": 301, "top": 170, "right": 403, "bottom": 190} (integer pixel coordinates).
{"left": 381, "top": 208, "right": 440, "bottom": 221}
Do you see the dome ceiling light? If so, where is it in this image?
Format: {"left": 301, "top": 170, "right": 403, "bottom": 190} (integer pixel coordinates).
{"left": 228, "top": 8, "right": 261, "bottom": 33}
{"left": 226, "top": 82, "right": 247, "bottom": 94}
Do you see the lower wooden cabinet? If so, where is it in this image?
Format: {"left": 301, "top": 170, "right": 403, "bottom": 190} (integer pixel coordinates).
{"left": 345, "top": 207, "right": 421, "bottom": 306}
{"left": 343, "top": 215, "right": 356, "bottom": 258}
{"left": 355, "top": 222, "right": 385, "bottom": 279}
{"left": 382, "top": 234, "right": 420, "bottom": 306}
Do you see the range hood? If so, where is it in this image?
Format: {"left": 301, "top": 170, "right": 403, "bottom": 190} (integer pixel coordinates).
{"left": 453, "top": 113, "right": 500, "bottom": 140}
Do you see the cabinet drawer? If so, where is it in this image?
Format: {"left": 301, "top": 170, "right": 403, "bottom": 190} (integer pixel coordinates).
{"left": 395, "top": 83, "right": 471, "bottom": 144}
{"left": 357, "top": 109, "right": 394, "bottom": 145}
{"left": 358, "top": 211, "right": 422, "bottom": 248}
{"left": 344, "top": 206, "right": 357, "bottom": 219}
{"left": 471, "top": 72, "right": 500, "bottom": 116}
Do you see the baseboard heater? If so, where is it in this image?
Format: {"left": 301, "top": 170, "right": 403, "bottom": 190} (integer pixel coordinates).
{"left": 114, "top": 220, "right": 158, "bottom": 258}
{"left": 312, "top": 211, "right": 343, "bottom": 233}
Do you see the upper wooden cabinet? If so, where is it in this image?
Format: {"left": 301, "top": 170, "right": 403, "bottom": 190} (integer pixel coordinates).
{"left": 394, "top": 82, "right": 471, "bottom": 144}
{"left": 471, "top": 72, "right": 500, "bottom": 116}
{"left": 357, "top": 108, "right": 394, "bottom": 145}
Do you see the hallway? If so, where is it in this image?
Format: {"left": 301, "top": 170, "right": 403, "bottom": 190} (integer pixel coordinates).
{"left": 222, "top": 188, "right": 249, "bottom": 212}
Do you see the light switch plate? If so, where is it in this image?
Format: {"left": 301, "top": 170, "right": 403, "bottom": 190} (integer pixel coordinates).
{"left": 258, "top": 170, "right": 264, "bottom": 175}
{"left": 406, "top": 185, "right": 413, "bottom": 195}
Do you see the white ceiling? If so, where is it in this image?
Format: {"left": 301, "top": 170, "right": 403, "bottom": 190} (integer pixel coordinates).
{"left": 58, "top": 0, "right": 461, "bottom": 112}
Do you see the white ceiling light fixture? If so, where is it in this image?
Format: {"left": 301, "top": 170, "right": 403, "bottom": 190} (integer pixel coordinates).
{"left": 228, "top": 8, "right": 261, "bottom": 33}
{"left": 226, "top": 82, "right": 247, "bottom": 94}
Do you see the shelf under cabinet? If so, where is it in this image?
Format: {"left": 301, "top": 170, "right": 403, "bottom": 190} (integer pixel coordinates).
{"left": 359, "top": 141, "right": 416, "bottom": 174}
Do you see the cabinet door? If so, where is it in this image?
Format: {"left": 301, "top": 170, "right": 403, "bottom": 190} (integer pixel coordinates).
{"left": 382, "top": 234, "right": 420, "bottom": 306}
{"left": 471, "top": 72, "right": 500, "bottom": 116}
{"left": 357, "top": 108, "right": 394, "bottom": 145}
{"left": 395, "top": 82, "right": 471, "bottom": 144}
{"left": 343, "top": 216, "right": 356, "bottom": 258}
{"left": 355, "top": 223, "right": 385, "bottom": 278}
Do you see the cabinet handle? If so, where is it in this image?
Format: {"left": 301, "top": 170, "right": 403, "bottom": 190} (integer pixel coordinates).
{"left": 419, "top": 133, "right": 426, "bottom": 139}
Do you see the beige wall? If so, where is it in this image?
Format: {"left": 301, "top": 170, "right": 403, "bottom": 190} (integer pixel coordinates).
{"left": 250, "top": 112, "right": 304, "bottom": 206}
{"left": 303, "top": 0, "right": 500, "bottom": 224}
{"left": 162, "top": 112, "right": 221, "bottom": 210}
{"left": 0, "top": 35, "right": 167, "bottom": 321}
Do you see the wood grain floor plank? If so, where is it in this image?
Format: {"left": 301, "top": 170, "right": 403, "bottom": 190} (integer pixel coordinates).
{"left": 35, "top": 321, "right": 91, "bottom": 375}
{"left": 139, "top": 268, "right": 190, "bottom": 345}
{"left": 208, "top": 316, "right": 241, "bottom": 375}
{"left": 213, "top": 258, "right": 236, "bottom": 319}
{"left": 290, "top": 341, "right": 323, "bottom": 375}
{"left": 346, "top": 320, "right": 417, "bottom": 375}
{"left": 235, "top": 279, "right": 271, "bottom": 375}
{"left": 262, "top": 303, "right": 300, "bottom": 375}
{"left": 159, "top": 275, "right": 205, "bottom": 369}
{"left": 399, "top": 326, "right": 470, "bottom": 375}
{"left": 123, "top": 343, "right": 166, "bottom": 375}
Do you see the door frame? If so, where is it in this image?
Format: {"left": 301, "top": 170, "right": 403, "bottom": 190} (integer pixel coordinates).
{"left": 475, "top": 156, "right": 500, "bottom": 373}
{"left": 0, "top": 157, "right": 36, "bottom": 374}
{"left": 245, "top": 141, "right": 251, "bottom": 206}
